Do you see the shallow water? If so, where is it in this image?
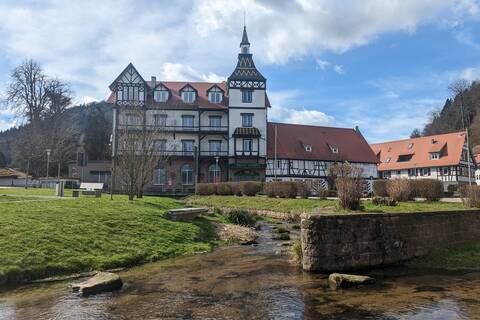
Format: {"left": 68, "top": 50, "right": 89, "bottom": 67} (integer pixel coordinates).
{"left": 1, "top": 223, "right": 480, "bottom": 319}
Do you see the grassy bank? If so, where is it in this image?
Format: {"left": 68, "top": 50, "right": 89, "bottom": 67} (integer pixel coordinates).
{"left": 0, "top": 188, "right": 217, "bottom": 286}
{"left": 408, "top": 241, "right": 480, "bottom": 270}
{"left": 187, "top": 195, "right": 466, "bottom": 214}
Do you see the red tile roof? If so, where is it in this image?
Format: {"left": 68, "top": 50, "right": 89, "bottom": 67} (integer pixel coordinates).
{"left": 267, "top": 122, "right": 378, "bottom": 163}
{"left": 370, "top": 132, "right": 467, "bottom": 171}
{"left": 107, "top": 80, "right": 271, "bottom": 109}
{"left": 0, "top": 168, "right": 27, "bottom": 178}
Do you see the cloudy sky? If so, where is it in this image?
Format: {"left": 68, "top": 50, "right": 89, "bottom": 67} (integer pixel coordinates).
{"left": 0, "top": 0, "right": 480, "bottom": 142}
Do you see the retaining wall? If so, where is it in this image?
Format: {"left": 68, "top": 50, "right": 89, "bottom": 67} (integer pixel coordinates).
{"left": 301, "top": 210, "right": 480, "bottom": 272}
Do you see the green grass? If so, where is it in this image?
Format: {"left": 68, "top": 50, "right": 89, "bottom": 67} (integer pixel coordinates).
{"left": 409, "top": 241, "right": 480, "bottom": 270}
{"left": 187, "top": 195, "right": 336, "bottom": 213}
{"left": 187, "top": 195, "right": 466, "bottom": 214}
{"left": 0, "top": 188, "right": 217, "bottom": 286}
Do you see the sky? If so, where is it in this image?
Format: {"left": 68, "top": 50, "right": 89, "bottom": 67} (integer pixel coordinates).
{"left": 0, "top": 0, "right": 480, "bottom": 142}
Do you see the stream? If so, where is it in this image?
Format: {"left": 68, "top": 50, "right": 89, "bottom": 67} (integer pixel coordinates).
{"left": 0, "top": 222, "right": 480, "bottom": 319}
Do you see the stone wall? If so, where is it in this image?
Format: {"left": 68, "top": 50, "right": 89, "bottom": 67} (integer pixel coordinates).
{"left": 301, "top": 210, "right": 480, "bottom": 272}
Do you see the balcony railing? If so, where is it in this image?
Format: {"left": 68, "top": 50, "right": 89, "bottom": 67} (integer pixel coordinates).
{"left": 118, "top": 124, "right": 228, "bottom": 133}
{"left": 235, "top": 150, "right": 259, "bottom": 156}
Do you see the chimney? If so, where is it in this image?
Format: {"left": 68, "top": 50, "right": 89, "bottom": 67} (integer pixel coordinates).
{"left": 354, "top": 125, "right": 360, "bottom": 133}
{"left": 151, "top": 76, "right": 156, "bottom": 87}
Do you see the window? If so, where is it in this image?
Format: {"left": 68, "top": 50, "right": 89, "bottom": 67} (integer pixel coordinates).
{"left": 385, "top": 157, "right": 391, "bottom": 163}
{"left": 304, "top": 145, "right": 312, "bottom": 152}
{"left": 397, "top": 154, "right": 413, "bottom": 162}
{"left": 209, "top": 140, "right": 221, "bottom": 155}
{"left": 241, "top": 113, "right": 253, "bottom": 127}
{"left": 209, "top": 116, "right": 222, "bottom": 129}
{"left": 443, "top": 167, "right": 449, "bottom": 175}
{"left": 153, "top": 114, "right": 167, "bottom": 126}
{"left": 243, "top": 138, "right": 252, "bottom": 153}
{"left": 181, "top": 86, "right": 196, "bottom": 103}
{"left": 154, "top": 89, "right": 169, "bottom": 102}
{"left": 182, "top": 115, "right": 195, "bottom": 128}
{"left": 208, "top": 164, "right": 221, "bottom": 183}
{"left": 420, "top": 168, "right": 430, "bottom": 176}
{"left": 208, "top": 87, "right": 223, "bottom": 103}
{"left": 182, "top": 140, "right": 194, "bottom": 155}
{"left": 430, "top": 152, "right": 439, "bottom": 160}
{"left": 153, "top": 168, "right": 165, "bottom": 185}
{"left": 126, "top": 113, "right": 141, "bottom": 125}
{"left": 408, "top": 169, "right": 416, "bottom": 176}
{"left": 117, "top": 85, "right": 145, "bottom": 102}
{"left": 408, "top": 143, "right": 414, "bottom": 149}
{"left": 181, "top": 164, "right": 193, "bottom": 185}
{"left": 242, "top": 89, "right": 253, "bottom": 103}
{"left": 154, "top": 139, "right": 166, "bottom": 152}
{"left": 397, "top": 170, "right": 401, "bottom": 175}
{"left": 330, "top": 146, "right": 338, "bottom": 154}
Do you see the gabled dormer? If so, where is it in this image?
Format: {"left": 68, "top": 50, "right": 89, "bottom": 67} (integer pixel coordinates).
{"left": 179, "top": 84, "right": 197, "bottom": 104}
{"left": 153, "top": 83, "right": 170, "bottom": 103}
{"left": 109, "top": 63, "right": 147, "bottom": 106}
{"left": 207, "top": 85, "right": 224, "bottom": 103}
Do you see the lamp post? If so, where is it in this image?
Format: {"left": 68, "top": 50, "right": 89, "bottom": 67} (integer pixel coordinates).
{"left": 215, "top": 156, "right": 219, "bottom": 183}
{"left": 45, "top": 149, "right": 52, "bottom": 179}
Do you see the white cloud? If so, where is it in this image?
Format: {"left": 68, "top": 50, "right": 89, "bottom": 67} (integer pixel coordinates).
{"left": 333, "top": 65, "right": 345, "bottom": 75}
{"left": 316, "top": 59, "right": 331, "bottom": 70}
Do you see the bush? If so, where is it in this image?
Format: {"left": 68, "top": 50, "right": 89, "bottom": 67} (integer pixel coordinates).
{"left": 240, "top": 181, "right": 262, "bottom": 196}
{"left": 317, "top": 188, "right": 329, "bottom": 199}
{"left": 372, "top": 180, "right": 388, "bottom": 197}
{"left": 296, "top": 181, "right": 311, "bottom": 198}
{"left": 291, "top": 239, "right": 303, "bottom": 264}
{"left": 263, "top": 182, "right": 277, "bottom": 197}
{"left": 386, "top": 179, "right": 412, "bottom": 202}
{"left": 277, "top": 182, "right": 298, "bottom": 198}
{"left": 230, "top": 182, "right": 243, "bottom": 196}
{"left": 216, "top": 183, "right": 233, "bottom": 195}
{"left": 371, "top": 196, "right": 397, "bottom": 206}
{"left": 196, "top": 183, "right": 216, "bottom": 195}
{"left": 224, "top": 209, "right": 256, "bottom": 227}
{"left": 447, "top": 184, "right": 458, "bottom": 195}
{"left": 331, "top": 164, "right": 363, "bottom": 210}
{"left": 411, "top": 179, "right": 444, "bottom": 201}
{"left": 460, "top": 185, "right": 480, "bottom": 208}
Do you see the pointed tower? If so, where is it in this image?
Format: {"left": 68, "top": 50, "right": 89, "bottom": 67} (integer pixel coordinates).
{"left": 227, "top": 26, "right": 268, "bottom": 182}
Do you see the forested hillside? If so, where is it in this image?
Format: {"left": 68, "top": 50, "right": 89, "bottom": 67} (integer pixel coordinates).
{"left": 415, "top": 81, "right": 480, "bottom": 147}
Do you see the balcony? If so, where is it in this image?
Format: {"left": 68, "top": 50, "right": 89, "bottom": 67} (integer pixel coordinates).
{"left": 118, "top": 124, "right": 228, "bottom": 133}
{"left": 234, "top": 150, "right": 259, "bottom": 157}
{"left": 199, "top": 151, "right": 228, "bottom": 157}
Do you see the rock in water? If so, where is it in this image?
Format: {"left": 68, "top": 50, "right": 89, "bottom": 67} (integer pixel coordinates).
{"left": 72, "top": 272, "right": 123, "bottom": 296}
{"left": 328, "top": 273, "right": 375, "bottom": 290}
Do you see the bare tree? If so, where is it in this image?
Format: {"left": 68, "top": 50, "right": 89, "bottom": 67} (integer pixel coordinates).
{"left": 116, "top": 109, "right": 170, "bottom": 200}
{"left": 4, "top": 60, "right": 50, "bottom": 123}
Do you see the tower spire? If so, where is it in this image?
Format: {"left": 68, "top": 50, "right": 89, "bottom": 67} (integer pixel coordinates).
{"left": 240, "top": 24, "right": 250, "bottom": 53}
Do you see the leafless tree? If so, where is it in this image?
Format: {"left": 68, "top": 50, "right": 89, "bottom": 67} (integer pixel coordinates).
{"left": 115, "top": 109, "right": 170, "bottom": 200}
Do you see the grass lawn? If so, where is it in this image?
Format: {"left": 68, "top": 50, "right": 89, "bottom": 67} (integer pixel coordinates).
{"left": 0, "top": 188, "right": 217, "bottom": 286}
{"left": 187, "top": 195, "right": 466, "bottom": 214}
{"left": 408, "top": 241, "right": 480, "bottom": 270}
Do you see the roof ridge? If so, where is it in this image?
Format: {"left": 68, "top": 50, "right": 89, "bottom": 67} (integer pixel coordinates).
{"left": 268, "top": 122, "right": 356, "bottom": 131}
{"left": 371, "top": 131, "right": 465, "bottom": 146}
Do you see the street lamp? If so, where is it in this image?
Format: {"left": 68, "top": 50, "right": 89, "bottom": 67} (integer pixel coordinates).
{"left": 45, "top": 149, "right": 52, "bottom": 179}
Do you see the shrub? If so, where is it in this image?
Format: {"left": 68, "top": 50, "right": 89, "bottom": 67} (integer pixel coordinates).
{"left": 372, "top": 180, "right": 388, "bottom": 197}
{"left": 371, "top": 196, "right": 397, "bottom": 206}
{"left": 224, "top": 209, "right": 256, "bottom": 227}
{"left": 411, "top": 179, "right": 444, "bottom": 201}
{"left": 216, "top": 183, "right": 233, "bottom": 195}
{"left": 230, "top": 182, "right": 243, "bottom": 196}
{"left": 277, "top": 182, "right": 298, "bottom": 198}
{"left": 331, "top": 163, "right": 363, "bottom": 210}
{"left": 240, "top": 181, "right": 262, "bottom": 196}
{"left": 296, "top": 181, "right": 311, "bottom": 198}
{"left": 460, "top": 185, "right": 480, "bottom": 208}
{"left": 386, "top": 179, "right": 412, "bottom": 202}
{"left": 317, "top": 188, "right": 329, "bottom": 199}
{"left": 263, "top": 182, "right": 277, "bottom": 197}
{"left": 196, "top": 183, "right": 216, "bottom": 195}
{"left": 447, "top": 184, "right": 458, "bottom": 195}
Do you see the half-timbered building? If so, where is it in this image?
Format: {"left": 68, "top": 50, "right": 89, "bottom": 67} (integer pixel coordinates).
{"left": 266, "top": 123, "right": 379, "bottom": 189}
{"left": 370, "top": 132, "right": 475, "bottom": 190}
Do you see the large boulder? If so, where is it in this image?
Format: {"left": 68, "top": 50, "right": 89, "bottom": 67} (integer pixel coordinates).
{"left": 328, "top": 273, "right": 375, "bottom": 290}
{"left": 72, "top": 272, "right": 123, "bottom": 296}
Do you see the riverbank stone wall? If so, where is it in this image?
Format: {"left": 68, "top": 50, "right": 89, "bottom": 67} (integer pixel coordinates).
{"left": 301, "top": 210, "right": 480, "bottom": 272}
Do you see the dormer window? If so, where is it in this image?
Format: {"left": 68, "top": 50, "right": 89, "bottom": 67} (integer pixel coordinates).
{"left": 385, "top": 157, "right": 391, "bottom": 163}
{"left": 208, "top": 86, "right": 223, "bottom": 103}
{"left": 181, "top": 86, "right": 196, "bottom": 103}
{"left": 154, "top": 86, "right": 169, "bottom": 102}
{"left": 329, "top": 145, "right": 338, "bottom": 154}
{"left": 304, "top": 145, "right": 312, "bottom": 152}
{"left": 430, "top": 152, "right": 440, "bottom": 160}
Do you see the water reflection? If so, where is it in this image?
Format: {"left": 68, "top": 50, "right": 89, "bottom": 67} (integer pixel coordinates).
{"left": 0, "top": 222, "right": 479, "bottom": 319}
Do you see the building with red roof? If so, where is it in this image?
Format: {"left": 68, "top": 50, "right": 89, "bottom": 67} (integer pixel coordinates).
{"left": 370, "top": 131, "right": 475, "bottom": 189}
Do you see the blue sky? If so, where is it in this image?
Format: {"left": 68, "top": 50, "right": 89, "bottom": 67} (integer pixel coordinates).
{"left": 0, "top": 0, "right": 480, "bottom": 142}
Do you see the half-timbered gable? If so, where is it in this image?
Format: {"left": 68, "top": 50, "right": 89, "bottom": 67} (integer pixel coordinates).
{"left": 109, "top": 63, "right": 147, "bottom": 107}
{"left": 370, "top": 132, "right": 475, "bottom": 189}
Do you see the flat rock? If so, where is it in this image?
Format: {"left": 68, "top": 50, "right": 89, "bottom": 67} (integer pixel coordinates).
{"left": 166, "top": 208, "right": 208, "bottom": 222}
{"left": 72, "top": 272, "right": 123, "bottom": 296}
{"left": 328, "top": 273, "right": 375, "bottom": 290}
